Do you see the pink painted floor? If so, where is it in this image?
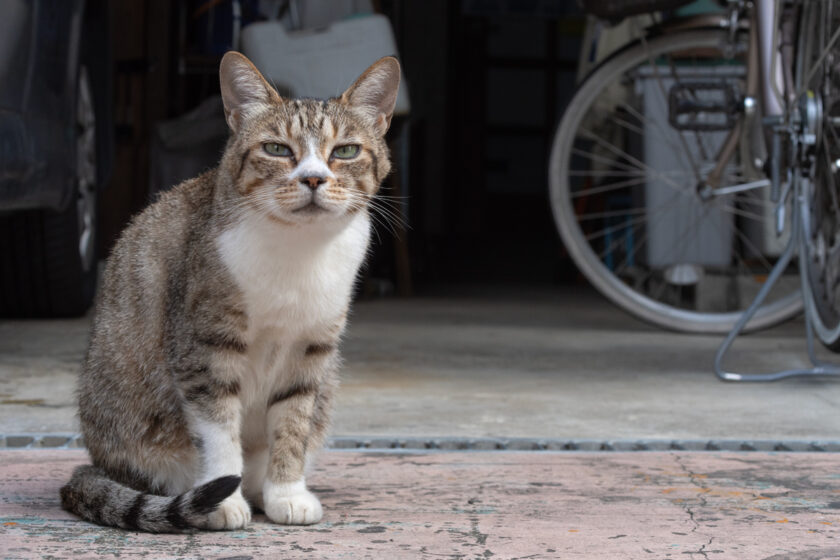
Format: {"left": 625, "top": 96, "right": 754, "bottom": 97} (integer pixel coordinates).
{"left": 2, "top": 450, "right": 840, "bottom": 558}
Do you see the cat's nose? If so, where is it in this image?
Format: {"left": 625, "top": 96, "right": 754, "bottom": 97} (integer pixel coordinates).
{"left": 300, "top": 175, "right": 327, "bottom": 190}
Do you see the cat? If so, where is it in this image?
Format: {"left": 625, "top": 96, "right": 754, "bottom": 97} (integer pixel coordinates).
{"left": 60, "top": 51, "right": 400, "bottom": 532}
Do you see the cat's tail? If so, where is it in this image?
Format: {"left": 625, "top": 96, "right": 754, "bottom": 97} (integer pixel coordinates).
{"left": 60, "top": 464, "right": 240, "bottom": 533}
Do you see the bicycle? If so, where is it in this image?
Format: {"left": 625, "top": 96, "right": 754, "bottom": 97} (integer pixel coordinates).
{"left": 549, "top": 0, "right": 840, "bottom": 346}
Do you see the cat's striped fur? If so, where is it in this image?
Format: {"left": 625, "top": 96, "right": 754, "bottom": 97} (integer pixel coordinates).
{"left": 60, "top": 52, "right": 400, "bottom": 532}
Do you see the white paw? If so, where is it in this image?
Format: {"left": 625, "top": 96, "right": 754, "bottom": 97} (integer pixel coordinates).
{"left": 205, "top": 492, "right": 252, "bottom": 530}
{"left": 264, "top": 479, "right": 323, "bottom": 525}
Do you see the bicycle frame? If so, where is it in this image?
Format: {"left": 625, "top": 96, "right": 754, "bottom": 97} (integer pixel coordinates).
{"left": 755, "top": 0, "right": 787, "bottom": 118}
{"left": 655, "top": 0, "right": 792, "bottom": 194}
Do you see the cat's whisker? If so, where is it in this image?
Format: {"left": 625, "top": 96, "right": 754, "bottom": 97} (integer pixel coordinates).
{"left": 344, "top": 191, "right": 408, "bottom": 238}
{"left": 369, "top": 208, "right": 403, "bottom": 233}
{"left": 347, "top": 190, "right": 405, "bottom": 211}
{"left": 367, "top": 214, "right": 384, "bottom": 245}
{"left": 343, "top": 194, "right": 402, "bottom": 234}
{"left": 366, "top": 208, "right": 402, "bottom": 239}
{"left": 222, "top": 198, "right": 270, "bottom": 222}
{"left": 368, "top": 200, "right": 407, "bottom": 230}
{"left": 367, "top": 193, "right": 409, "bottom": 201}
{"left": 368, "top": 202, "right": 407, "bottom": 222}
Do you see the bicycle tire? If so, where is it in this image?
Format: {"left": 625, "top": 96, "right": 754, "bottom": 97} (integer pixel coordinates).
{"left": 549, "top": 29, "right": 803, "bottom": 333}
{"left": 798, "top": 0, "right": 840, "bottom": 350}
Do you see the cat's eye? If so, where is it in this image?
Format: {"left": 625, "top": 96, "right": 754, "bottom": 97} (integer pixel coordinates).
{"left": 332, "top": 144, "right": 360, "bottom": 159}
{"left": 263, "top": 143, "right": 292, "bottom": 157}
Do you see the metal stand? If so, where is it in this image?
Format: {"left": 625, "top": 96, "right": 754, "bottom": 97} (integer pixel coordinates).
{"left": 715, "top": 183, "right": 840, "bottom": 381}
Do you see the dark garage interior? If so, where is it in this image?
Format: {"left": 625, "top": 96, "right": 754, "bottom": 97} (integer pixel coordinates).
{"left": 97, "top": 0, "right": 584, "bottom": 299}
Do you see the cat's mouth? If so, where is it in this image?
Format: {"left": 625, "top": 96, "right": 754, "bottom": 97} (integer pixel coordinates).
{"left": 292, "top": 201, "right": 328, "bottom": 214}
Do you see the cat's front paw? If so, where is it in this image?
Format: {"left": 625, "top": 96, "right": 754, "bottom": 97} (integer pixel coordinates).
{"left": 263, "top": 479, "right": 323, "bottom": 525}
{"left": 205, "top": 492, "right": 252, "bottom": 530}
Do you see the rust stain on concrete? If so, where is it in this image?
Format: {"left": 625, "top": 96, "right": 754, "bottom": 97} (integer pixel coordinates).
{"left": 0, "top": 399, "right": 45, "bottom": 406}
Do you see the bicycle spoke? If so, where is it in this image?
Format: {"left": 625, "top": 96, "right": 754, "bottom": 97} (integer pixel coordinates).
{"left": 568, "top": 170, "right": 647, "bottom": 178}
{"left": 596, "top": 219, "right": 644, "bottom": 265}
{"left": 610, "top": 114, "right": 645, "bottom": 137}
{"left": 613, "top": 206, "right": 663, "bottom": 277}
{"left": 619, "top": 102, "right": 690, "bottom": 162}
{"left": 584, "top": 191, "right": 689, "bottom": 243}
{"left": 579, "top": 127, "right": 691, "bottom": 195}
{"left": 570, "top": 147, "right": 640, "bottom": 173}
{"left": 571, "top": 176, "right": 649, "bottom": 199}
{"left": 578, "top": 206, "right": 652, "bottom": 222}
{"left": 730, "top": 222, "right": 775, "bottom": 275}
{"left": 641, "top": 39, "right": 703, "bottom": 183}
{"left": 610, "top": 106, "right": 697, "bottom": 166}
{"left": 714, "top": 202, "right": 768, "bottom": 223}
{"left": 592, "top": 189, "right": 687, "bottom": 261}
{"left": 795, "top": 22, "right": 840, "bottom": 101}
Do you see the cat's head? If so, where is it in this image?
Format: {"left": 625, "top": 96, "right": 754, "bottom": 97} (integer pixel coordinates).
{"left": 218, "top": 51, "right": 399, "bottom": 225}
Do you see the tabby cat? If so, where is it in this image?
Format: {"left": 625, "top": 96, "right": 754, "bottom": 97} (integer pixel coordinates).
{"left": 60, "top": 51, "right": 400, "bottom": 532}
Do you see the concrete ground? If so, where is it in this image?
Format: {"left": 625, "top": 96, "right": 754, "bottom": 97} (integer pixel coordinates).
{"left": 2, "top": 287, "right": 840, "bottom": 442}
{"left": 3, "top": 287, "right": 840, "bottom": 558}
{"left": 4, "top": 449, "right": 840, "bottom": 558}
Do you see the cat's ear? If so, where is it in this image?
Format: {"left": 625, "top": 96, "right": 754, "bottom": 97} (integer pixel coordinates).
{"left": 219, "top": 51, "right": 282, "bottom": 131}
{"left": 341, "top": 57, "right": 401, "bottom": 136}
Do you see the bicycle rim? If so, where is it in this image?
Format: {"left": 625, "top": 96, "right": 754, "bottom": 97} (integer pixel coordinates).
{"left": 550, "top": 29, "right": 802, "bottom": 333}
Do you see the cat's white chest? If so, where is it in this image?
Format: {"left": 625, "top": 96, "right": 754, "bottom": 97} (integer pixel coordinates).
{"left": 216, "top": 213, "right": 369, "bottom": 337}
{"left": 216, "top": 212, "right": 368, "bottom": 420}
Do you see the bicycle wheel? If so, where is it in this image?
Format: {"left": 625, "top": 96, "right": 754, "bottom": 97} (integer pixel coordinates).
{"left": 798, "top": 0, "right": 840, "bottom": 349}
{"left": 549, "top": 29, "right": 802, "bottom": 333}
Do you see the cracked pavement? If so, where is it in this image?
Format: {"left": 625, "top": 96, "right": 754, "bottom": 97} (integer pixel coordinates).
{"left": 4, "top": 450, "right": 840, "bottom": 558}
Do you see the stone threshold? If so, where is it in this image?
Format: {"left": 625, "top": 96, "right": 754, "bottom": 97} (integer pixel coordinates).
{"left": 2, "top": 433, "right": 840, "bottom": 452}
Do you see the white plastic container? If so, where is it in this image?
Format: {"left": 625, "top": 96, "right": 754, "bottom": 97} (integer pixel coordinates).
{"left": 241, "top": 14, "right": 410, "bottom": 115}
{"left": 637, "top": 65, "right": 741, "bottom": 270}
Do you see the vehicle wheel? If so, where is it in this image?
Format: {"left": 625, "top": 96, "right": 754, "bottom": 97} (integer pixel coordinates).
{"left": 798, "top": 0, "right": 840, "bottom": 350}
{"left": 0, "top": 66, "right": 98, "bottom": 317}
{"left": 549, "top": 29, "right": 803, "bottom": 333}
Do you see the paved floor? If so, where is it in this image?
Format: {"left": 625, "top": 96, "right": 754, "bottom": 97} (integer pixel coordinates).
{"left": 3, "top": 449, "right": 840, "bottom": 559}
{"left": 4, "top": 287, "right": 840, "bottom": 557}
{"left": 2, "top": 287, "right": 840, "bottom": 442}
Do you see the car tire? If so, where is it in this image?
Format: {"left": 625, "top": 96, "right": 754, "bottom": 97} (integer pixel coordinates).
{"left": 0, "top": 66, "right": 98, "bottom": 318}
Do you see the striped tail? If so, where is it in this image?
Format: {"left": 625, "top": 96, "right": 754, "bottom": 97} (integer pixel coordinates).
{"left": 60, "top": 464, "right": 240, "bottom": 533}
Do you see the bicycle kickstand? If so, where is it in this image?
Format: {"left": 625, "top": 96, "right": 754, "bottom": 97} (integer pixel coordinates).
{"left": 714, "top": 187, "right": 840, "bottom": 381}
